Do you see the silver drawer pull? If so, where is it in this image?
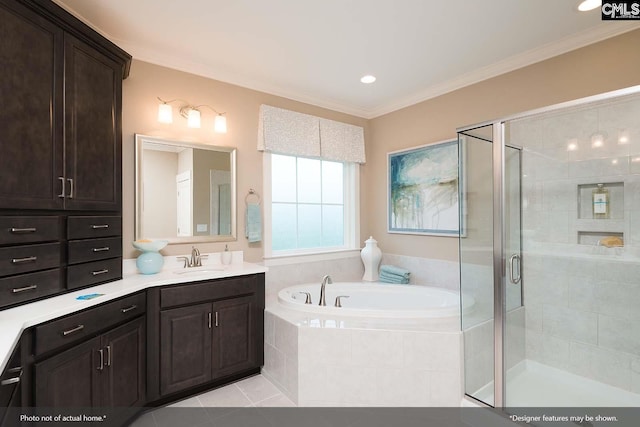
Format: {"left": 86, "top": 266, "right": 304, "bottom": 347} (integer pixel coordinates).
{"left": 10, "top": 227, "right": 37, "bottom": 233}
{"left": 58, "top": 177, "right": 65, "bottom": 198}
{"left": 97, "top": 349, "right": 104, "bottom": 371}
{"left": 1, "top": 375, "right": 21, "bottom": 386}
{"left": 11, "top": 256, "right": 37, "bottom": 264}
{"left": 67, "top": 178, "right": 74, "bottom": 199}
{"left": 121, "top": 304, "right": 137, "bottom": 314}
{"left": 91, "top": 224, "right": 109, "bottom": 229}
{"left": 92, "top": 269, "right": 109, "bottom": 276}
{"left": 92, "top": 247, "right": 110, "bottom": 253}
{"left": 62, "top": 324, "right": 84, "bottom": 336}
{"left": 11, "top": 284, "right": 37, "bottom": 294}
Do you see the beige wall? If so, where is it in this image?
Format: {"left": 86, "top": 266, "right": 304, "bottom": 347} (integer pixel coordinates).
{"left": 123, "top": 30, "right": 640, "bottom": 263}
{"left": 122, "top": 60, "right": 369, "bottom": 261}
{"left": 365, "top": 29, "right": 640, "bottom": 262}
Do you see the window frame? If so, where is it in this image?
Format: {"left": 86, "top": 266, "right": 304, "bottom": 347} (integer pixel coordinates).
{"left": 263, "top": 152, "right": 360, "bottom": 264}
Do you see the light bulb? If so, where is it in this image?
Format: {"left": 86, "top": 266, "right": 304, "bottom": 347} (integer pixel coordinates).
{"left": 157, "top": 103, "right": 173, "bottom": 123}
{"left": 214, "top": 114, "right": 227, "bottom": 133}
{"left": 187, "top": 109, "right": 201, "bottom": 128}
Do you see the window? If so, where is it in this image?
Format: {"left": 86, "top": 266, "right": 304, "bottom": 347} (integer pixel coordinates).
{"left": 264, "top": 153, "right": 358, "bottom": 258}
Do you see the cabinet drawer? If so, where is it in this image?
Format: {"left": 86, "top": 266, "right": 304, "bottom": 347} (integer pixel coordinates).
{"left": 160, "top": 276, "right": 256, "bottom": 309}
{"left": 67, "top": 237, "right": 122, "bottom": 265}
{"left": 0, "top": 243, "right": 60, "bottom": 277}
{"left": 0, "top": 269, "right": 63, "bottom": 309}
{"left": 67, "top": 216, "right": 121, "bottom": 239}
{"left": 34, "top": 292, "right": 146, "bottom": 356}
{"left": 66, "top": 258, "right": 122, "bottom": 290}
{"left": 0, "top": 216, "right": 60, "bottom": 246}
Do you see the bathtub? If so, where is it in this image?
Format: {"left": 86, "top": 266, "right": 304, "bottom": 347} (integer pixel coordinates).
{"left": 277, "top": 281, "right": 467, "bottom": 318}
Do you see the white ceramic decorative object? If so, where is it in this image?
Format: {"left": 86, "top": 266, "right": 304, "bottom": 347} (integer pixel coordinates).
{"left": 361, "top": 236, "right": 382, "bottom": 281}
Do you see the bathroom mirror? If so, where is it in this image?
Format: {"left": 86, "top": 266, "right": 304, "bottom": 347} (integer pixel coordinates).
{"left": 135, "top": 134, "right": 236, "bottom": 244}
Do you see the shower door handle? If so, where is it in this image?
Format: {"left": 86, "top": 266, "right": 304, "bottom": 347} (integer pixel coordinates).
{"left": 509, "top": 254, "right": 521, "bottom": 284}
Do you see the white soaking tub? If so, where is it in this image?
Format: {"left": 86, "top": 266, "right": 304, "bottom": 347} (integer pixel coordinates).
{"left": 277, "top": 281, "right": 467, "bottom": 318}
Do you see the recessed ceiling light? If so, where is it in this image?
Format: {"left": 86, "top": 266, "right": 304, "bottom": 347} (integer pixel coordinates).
{"left": 360, "top": 75, "right": 376, "bottom": 84}
{"left": 578, "top": 0, "right": 601, "bottom": 11}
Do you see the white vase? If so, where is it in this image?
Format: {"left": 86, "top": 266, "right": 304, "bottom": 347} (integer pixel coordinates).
{"left": 361, "top": 236, "right": 382, "bottom": 281}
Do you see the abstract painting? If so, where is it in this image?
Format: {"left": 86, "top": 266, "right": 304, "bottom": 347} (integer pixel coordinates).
{"left": 388, "top": 139, "right": 459, "bottom": 236}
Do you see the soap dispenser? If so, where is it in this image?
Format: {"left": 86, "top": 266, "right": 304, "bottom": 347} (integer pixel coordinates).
{"left": 221, "top": 244, "right": 232, "bottom": 265}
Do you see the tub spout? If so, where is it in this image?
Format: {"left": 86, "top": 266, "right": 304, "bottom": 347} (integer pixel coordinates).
{"left": 319, "top": 275, "right": 332, "bottom": 306}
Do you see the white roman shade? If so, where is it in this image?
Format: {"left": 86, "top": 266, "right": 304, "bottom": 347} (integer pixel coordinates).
{"left": 258, "top": 104, "right": 365, "bottom": 163}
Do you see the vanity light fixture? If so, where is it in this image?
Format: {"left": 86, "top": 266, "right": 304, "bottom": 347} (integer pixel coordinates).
{"left": 578, "top": 0, "right": 601, "bottom": 11}
{"left": 157, "top": 97, "right": 227, "bottom": 133}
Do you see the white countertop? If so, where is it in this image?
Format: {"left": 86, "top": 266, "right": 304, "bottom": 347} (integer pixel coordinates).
{"left": 0, "top": 256, "right": 267, "bottom": 374}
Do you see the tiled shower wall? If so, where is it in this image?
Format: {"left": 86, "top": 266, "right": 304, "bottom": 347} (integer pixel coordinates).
{"left": 509, "top": 93, "right": 640, "bottom": 393}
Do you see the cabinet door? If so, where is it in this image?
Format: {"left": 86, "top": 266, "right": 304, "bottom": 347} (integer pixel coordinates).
{"left": 101, "top": 317, "right": 145, "bottom": 408}
{"left": 212, "top": 296, "right": 258, "bottom": 378}
{"left": 34, "top": 336, "right": 101, "bottom": 407}
{"left": 0, "top": 0, "right": 64, "bottom": 210}
{"left": 64, "top": 34, "right": 122, "bottom": 211}
{"left": 160, "top": 303, "right": 212, "bottom": 396}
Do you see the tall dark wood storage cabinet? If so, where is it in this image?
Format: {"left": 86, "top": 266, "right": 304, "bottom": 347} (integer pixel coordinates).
{"left": 0, "top": 0, "right": 131, "bottom": 309}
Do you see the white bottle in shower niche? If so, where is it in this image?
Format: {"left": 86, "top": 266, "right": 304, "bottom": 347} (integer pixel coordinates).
{"left": 361, "top": 236, "right": 382, "bottom": 281}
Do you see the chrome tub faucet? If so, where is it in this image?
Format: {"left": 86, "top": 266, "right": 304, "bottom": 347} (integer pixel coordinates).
{"left": 319, "top": 275, "right": 332, "bottom": 306}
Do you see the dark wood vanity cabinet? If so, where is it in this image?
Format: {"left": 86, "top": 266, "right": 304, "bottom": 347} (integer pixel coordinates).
{"left": 63, "top": 34, "right": 123, "bottom": 212}
{"left": 0, "top": 0, "right": 64, "bottom": 211}
{"left": 32, "top": 292, "right": 146, "bottom": 424}
{"left": 0, "top": 0, "right": 130, "bottom": 309}
{"left": 0, "top": 344, "right": 22, "bottom": 427}
{"left": 148, "top": 274, "right": 265, "bottom": 401}
{"left": 0, "top": 0, "right": 129, "bottom": 211}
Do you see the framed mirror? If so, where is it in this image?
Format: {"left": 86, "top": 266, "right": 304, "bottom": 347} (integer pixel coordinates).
{"left": 135, "top": 134, "right": 237, "bottom": 244}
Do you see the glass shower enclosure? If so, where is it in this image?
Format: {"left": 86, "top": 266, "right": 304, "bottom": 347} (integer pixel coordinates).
{"left": 458, "top": 86, "right": 640, "bottom": 408}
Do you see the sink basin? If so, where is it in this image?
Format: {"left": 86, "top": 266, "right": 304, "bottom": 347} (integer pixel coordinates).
{"left": 173, "top": 267, "right": 226, "bottom": 275}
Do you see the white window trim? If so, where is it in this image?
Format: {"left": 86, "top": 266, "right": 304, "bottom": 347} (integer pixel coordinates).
{"left": 263, "top": 153, "right": 360, "bottom": 265}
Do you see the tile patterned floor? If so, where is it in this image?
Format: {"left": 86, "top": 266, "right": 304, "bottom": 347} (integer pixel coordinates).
{"left": 130, "top": 375, "right": 295, "bottom": 427}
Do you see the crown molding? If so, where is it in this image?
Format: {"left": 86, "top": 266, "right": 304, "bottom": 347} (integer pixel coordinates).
{"left": 50, "top": 0, "right": 639, "bottom": 120}
{"left": 365, "top": 22, "right": 639, "bottom": 119}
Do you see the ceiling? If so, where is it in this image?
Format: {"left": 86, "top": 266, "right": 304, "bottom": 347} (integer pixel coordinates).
{"left": 54, "top": 0, "right": 635, "bottom": 119}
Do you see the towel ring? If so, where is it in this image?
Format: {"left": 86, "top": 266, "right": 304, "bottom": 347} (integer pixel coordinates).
{"left": 245, "top": 188, "right": 261, "bottom": 205}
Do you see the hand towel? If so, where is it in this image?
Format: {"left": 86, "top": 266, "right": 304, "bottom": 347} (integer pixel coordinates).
{"left": 245, "top": 203, "right": 262, "bottom": 243}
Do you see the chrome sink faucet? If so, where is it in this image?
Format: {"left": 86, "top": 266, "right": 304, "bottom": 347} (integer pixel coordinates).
{"left": 319, "top": 275, "right": 332, "bottom": 306}
{"left": 177, "top": 246, "right": 207, "bottom": 268}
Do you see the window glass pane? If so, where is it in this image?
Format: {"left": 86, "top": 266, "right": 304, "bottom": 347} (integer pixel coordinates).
{"left": 272, "top": 203, "right": 297, "bottom": 251}
{"left": 272, "top": 154, "right": 297, "bottom": 203}
{"left": 322, "top": 161, "right": 344, "bottom": 204}
{"left": 322, "top": 205, "right": 344, "bottom": 247}
{"left": 297, "top": 204, "right": 322, "bottom": 249}
{"left": 297, "top": 158, "right": 321, "bottom": 203}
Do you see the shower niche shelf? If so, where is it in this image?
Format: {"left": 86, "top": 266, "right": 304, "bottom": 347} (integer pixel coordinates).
{"left": 577, "top": 231, "right": 624, "bottom": 246}
{"left": 577, "top": 182, "right": 624, "bottom": 220}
